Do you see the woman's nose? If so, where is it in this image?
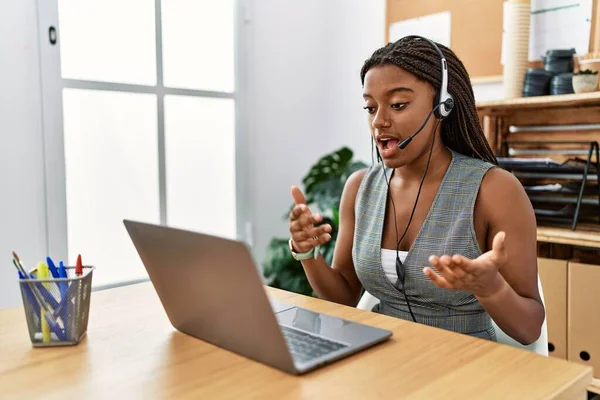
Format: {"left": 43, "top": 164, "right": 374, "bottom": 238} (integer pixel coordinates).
{"left": 372, "top": 109, "right": 389, "bottom": 130}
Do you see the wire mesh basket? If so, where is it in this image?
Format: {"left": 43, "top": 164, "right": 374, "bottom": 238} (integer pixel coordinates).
{"left": 18, "top": 266, "right": 94, "bottom": 347}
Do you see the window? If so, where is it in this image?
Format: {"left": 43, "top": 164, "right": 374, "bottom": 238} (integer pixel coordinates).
{"left": 56, "top": 0, "right": 237, "bottom": 287}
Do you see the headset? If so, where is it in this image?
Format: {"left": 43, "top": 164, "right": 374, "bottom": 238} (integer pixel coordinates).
{"left": 397, "top": 35, "right": 455, "bottom": 149}
{"left": 376, "top": 35, "right": 454, "bottom": 323}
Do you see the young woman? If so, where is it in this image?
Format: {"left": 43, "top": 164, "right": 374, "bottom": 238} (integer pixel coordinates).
{"left": 287, "top": 36, "right": 544, "bottom": 344}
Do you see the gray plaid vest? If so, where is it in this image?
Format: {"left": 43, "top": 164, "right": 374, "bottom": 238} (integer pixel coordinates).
{"left": 353, "top": 148, "right": 497, "bottom": 340}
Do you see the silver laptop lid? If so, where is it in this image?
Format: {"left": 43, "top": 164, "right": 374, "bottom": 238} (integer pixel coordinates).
{"left": 123, "top": 219, "right": 297, "bottom": 374}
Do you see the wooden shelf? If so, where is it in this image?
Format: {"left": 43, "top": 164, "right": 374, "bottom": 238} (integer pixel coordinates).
{"left": 588, "top": 378, "right": 600, "bottom": 395}
{"left": 477, "top": 92, "right": 600, "bottom": 111}
{"left": 537, "top": 224, "right": 600, "bottom": 248}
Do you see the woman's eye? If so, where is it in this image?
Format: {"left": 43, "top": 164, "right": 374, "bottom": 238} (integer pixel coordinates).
{"left": 391, "top": 103, "right": 407, "bottom": 110}
{"left": 363, "top": 106, "right": 376, "bottom": 114}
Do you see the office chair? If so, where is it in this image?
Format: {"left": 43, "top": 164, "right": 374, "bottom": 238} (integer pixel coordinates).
{"left": 356, "top": 276, "right": 549, "bottom": 356}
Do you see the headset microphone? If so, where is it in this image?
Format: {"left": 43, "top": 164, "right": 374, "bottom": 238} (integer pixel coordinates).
{"left": 397, "top": 101, "right": 444, "bottom": 150}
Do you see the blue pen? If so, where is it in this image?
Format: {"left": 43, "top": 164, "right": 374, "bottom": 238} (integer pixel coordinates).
{"left": 13, "top": 259, "right": 58, "bottom": 309}
{"left": 32, "top": 280, "right": 60, "bottom": 310}
{"left": 58, "top": 261, "right": 69, "bottom": 339}
{"left": 17, "top": 268, "right": 40, "bottom": 319}
{"left": 46, "top": 257, "right": 59, "bottom": 279}
{"left": 38, "top": 284, "right": 67, "bottom": 342}
{"left": 16, "top": 265, "right": 66, "bottom": 341}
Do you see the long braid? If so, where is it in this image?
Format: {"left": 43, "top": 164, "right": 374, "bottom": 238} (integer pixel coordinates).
{"left": 360, "top": 37, "right": 497, "bottom": 165}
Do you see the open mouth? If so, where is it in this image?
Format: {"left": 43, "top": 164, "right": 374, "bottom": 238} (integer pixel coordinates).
{"left": 378, "top": 137, "right": 400, "bottom": 150}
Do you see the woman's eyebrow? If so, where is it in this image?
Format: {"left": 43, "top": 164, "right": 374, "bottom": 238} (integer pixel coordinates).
{"left": 363, "top": 87, "right": 414, "bottom": 99}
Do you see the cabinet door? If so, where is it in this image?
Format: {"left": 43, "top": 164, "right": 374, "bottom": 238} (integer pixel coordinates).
{"left": 568, "top": 261, "right": 600, "bottom": 376}
{"left": 538, "top": 258, "right": 568, "bottom": 359}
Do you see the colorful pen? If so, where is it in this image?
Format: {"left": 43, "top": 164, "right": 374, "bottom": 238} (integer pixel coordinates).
{"left": 58, "top": 261, "right": 69, "bottom": 339}
{"left": 75, "top": 254, "right": 83, "bottom": 276}
{"left": 12, "top": 252, "right": 68, "bottom": 340}
{"left": 12, "top": 252, "right": 65, "bottom": 338}
{"left": 16, "top": 262, "right": 40, "bottom": 320}
{"left": 37, "top": 262, "right": 51, "bottom": 343}
{"left": 12, "top": 252, "right": 57, "bottom": 318}
{"left": 46, "top": 257, "right": 59, "bottom": 279}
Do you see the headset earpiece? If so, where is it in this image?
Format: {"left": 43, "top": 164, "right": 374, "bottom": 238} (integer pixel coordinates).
{"left": 435, "top": 96, "right": 454, "bottom": 120}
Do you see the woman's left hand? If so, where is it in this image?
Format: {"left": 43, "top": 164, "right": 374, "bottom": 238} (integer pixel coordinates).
{"left": 424, "top": 231, "right": 509, "bottom": 298}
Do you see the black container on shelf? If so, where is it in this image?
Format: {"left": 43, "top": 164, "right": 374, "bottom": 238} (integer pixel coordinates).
{"left": 550, "top": 72, "right": 574, "bottom": 95}
{"left": 543, "top": 48, "right": 576, "bottom": 74}
{"left": 519, "top": 49, "right": 577, "bottom": 97}
{"left": 522, "top": 68, "right": 554, "bottom": 97}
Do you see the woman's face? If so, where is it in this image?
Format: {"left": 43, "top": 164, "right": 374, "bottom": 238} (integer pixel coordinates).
{"left": 363, "top": 64, "right": 440, "bottom": 168}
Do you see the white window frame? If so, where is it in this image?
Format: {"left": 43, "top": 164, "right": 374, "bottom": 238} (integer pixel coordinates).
{"left": 35, "top": 0, "right": 252, "bottom": 290}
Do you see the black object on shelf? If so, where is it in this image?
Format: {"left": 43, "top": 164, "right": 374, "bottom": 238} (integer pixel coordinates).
{"left": 550, "top": 73, "right": 575, "bottom": 95}
{"left": 522, "top": 49, "right": 576, "bottom": 97}
{"left": 522, "top": 69, "right": 553, "bottom": 97}
{"left": 499, "top": 141, "right": 600, "bottom": 230}
{"left": 543, "top": 48, "right": 575, "bottom": 74}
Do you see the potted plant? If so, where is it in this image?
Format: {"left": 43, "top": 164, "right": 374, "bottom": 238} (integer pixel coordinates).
{"left": 572, "top": 69, "right": 599, "bottom": 93}
{"left": 262, "top": 147, "right": 367, "bottom": 296}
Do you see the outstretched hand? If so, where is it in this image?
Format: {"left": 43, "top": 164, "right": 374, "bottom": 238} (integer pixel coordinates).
{"left": 424, "top": 231, "right": 508, "bottom": 298}
{"left": 288, "top": 186, "right": 332, "bottom": 253}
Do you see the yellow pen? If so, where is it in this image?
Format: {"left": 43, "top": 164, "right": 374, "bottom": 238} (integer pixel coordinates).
{"left": 37, "top": 262, "right": 51, "bottom": 343}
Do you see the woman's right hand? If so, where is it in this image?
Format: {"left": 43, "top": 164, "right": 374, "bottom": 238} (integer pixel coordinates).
{"left": 289, "top": 185, "right": 332, "bottom": 253}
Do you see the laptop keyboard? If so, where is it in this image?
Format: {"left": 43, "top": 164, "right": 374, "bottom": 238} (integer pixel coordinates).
{"left": 281, "top": 325, "right": 348, "bottom": 363}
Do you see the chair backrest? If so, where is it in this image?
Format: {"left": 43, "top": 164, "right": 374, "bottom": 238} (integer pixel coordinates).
{"left": 356, "top": 276, "right": 548, "bottom": 356}
{"left": 490, "top": 276, "right": 548, "bottom": 356}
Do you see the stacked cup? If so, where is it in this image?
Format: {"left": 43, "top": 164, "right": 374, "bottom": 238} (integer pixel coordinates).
{"left": 503, "top": 0, "right": 531, "bottom": 99}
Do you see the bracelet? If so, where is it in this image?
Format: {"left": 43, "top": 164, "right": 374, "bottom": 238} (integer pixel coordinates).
{"left": 288, "top": 239, "right": 320, "bottom": 261}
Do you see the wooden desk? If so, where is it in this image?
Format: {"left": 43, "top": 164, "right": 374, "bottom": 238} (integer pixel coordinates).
{"left": 0, "top": 283, "right": 593, "bottom": 399}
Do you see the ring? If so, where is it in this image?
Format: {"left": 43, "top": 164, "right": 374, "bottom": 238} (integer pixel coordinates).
{"left": 313, "top": 235, "right": 319, "bottom": 241}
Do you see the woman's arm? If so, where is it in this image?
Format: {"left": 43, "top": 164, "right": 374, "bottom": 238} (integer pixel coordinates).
{"left": 474, "top": 168, "right": 545, "bottom": 344}
{"left": 425, "top": 167, "right": 545, "bottom": 345}
{"left": 289, "top": 170, "right": 366, "bottom": 306}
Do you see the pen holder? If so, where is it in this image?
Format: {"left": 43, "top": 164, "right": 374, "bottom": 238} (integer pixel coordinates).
{"left": 19, "top": 266, "right": 95, "bottom": 347}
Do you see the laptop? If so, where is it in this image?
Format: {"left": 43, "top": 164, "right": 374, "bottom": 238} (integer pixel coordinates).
{"left": 123, "top": 219, "right": 392, "bottom": 375}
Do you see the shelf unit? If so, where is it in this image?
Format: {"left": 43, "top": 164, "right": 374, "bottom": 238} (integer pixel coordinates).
{"left": 477, "top": 94, "right": 600, "bottom": 231}
{"left": 537, "top": 223, "right": 600, "bottom": 248}
{"left": 478, "top": 93, "right": 600, "bottom": 390}
{"left": 498, "top": 140, "right": 600, "bottom": 230}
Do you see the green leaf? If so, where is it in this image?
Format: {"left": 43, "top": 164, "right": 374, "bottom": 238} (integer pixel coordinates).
{"left": 302, "top": 147, "right": 354, "bottom": 194}
{"left": 332, "top": 207, "right": 340, "bottom": 228}
{"left": 262, "top": 146, "right": 367, "bottom": 297}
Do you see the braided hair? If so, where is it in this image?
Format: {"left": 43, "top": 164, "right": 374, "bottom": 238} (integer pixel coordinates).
{"left": 360, "top": 37, "right": 497, "bottom": 165}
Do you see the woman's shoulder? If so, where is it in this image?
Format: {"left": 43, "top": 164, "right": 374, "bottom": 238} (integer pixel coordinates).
{"left": 344, "top": 167, "right": 370, "bottom": 193}
{"left": 345, "top": 163, "right": 384, "bottom": 188}
{"left": 449, "top": 149, "right": 521, "bottom": 194}
{"left": 479, "top": 165, "right": 525, "bottom": 199}
{"left": 451, "top": 149, "right": 495, "bottom": 171}
{"left": 338, "top": 168, "right": 369, "bottom": 218}
{"left": 341, "top": 164, "right": 382, "bottom": 207}
{"left": 461, "top": 153, "right": 529, "bottom": 218}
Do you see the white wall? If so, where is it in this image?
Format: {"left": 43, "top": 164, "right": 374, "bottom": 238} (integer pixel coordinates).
{"left": 322, "top": 0, "right": 386, "bottom": 165}
{"left": 473, "top": 81, "right": 504, "bottom": 102}
{"left": 0, "top": 0, "right": 48, "bottom": 308}
{"left": 246, "top": 0, "right": 385, "bottom": 267}
{"left": 245, "top": 0, "right": 327, "bottom": 267}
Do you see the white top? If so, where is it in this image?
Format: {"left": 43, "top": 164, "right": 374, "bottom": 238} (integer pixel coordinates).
{"left": 381, "top": 248, "right": 408, "bottom": 284}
